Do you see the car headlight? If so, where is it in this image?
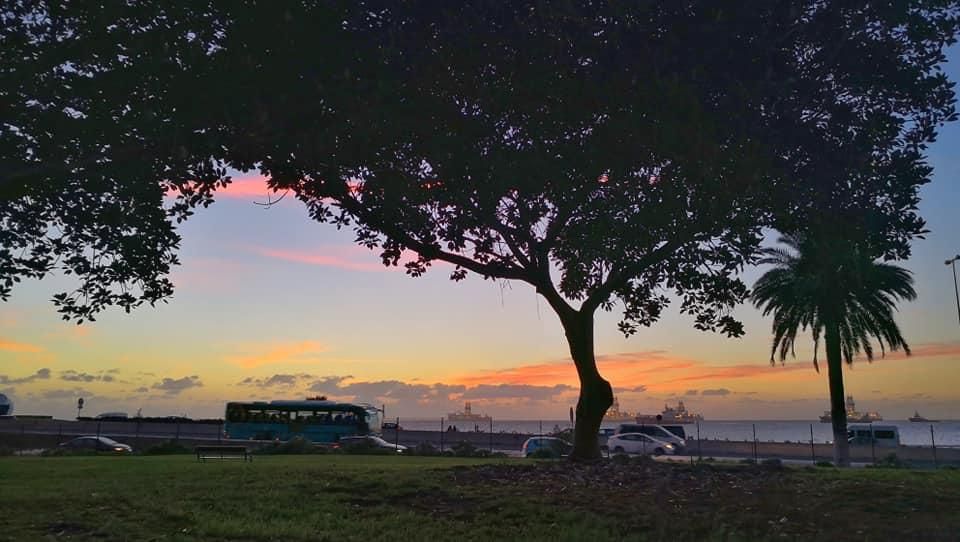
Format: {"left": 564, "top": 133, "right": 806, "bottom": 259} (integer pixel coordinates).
{"left": 114, "top": 447, "right": 125, "bottom": 451}
{"left": 664, "top": 443, "right": 675, "bottom": 449}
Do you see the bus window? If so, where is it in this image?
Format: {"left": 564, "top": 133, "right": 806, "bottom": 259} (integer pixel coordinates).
{"left": 226, "top": 406, "right": 245, "bottom": 422}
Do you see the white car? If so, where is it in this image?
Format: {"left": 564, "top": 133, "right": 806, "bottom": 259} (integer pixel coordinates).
{"left": 339, "top": 435, "right": 407, "bottom": 453}
{"left": 606, "top": 433, "right": 677, "bottom": 456}
{"left": 615, "top": 423, "right": 686, "bottom": 450}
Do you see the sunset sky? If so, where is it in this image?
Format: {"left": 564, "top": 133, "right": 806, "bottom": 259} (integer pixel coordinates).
{"left": 2, "top": 48, "right": 960, "bottom": 422}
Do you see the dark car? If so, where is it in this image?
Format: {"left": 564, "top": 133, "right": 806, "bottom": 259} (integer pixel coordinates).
{"left": 521, "top": 437, "right": 573, "bottom": 458}
{"left": 59, "top": 436, "right": 133, "bottom": 453}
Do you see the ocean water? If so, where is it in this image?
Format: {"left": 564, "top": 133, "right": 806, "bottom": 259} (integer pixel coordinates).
{"left": 396, "top": 418, "right": 960, "bottom": 447}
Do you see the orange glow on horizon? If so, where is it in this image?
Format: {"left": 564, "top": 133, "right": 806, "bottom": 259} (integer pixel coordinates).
{"left": 0, "top": 339, "right": 44, "bottom": 353}
{"left": 450, "top": 342, "right": 960, "bottom": 395}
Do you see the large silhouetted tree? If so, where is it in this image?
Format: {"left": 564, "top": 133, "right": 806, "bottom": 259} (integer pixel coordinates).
{"left": 2, "top": 2, "right": 958, "bottom": 458}
{"left": 0, "top": 2, "right": 230, "bottom": 319}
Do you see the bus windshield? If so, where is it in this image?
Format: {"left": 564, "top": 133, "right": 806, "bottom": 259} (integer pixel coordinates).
{"left": 224, "top": 399, "right": 381, "bottom": 443}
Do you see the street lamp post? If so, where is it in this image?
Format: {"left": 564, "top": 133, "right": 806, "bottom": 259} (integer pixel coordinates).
{"left": 947, "top": 255, "right": 960, "bottom": 326}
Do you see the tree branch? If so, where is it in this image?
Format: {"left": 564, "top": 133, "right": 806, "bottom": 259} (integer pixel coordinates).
{"left": 580, "top": 237, "right": 685, "bottom": 314}
{"left": 338, "top": 196, "right": 533, "bottom": 283}
{"left": 490, "top": 223, "right": 532, "bottom": 269}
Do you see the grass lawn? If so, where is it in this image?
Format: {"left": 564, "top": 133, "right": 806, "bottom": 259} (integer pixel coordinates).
{"left": 1, "top": 454, "right": 959, "bottom": 541}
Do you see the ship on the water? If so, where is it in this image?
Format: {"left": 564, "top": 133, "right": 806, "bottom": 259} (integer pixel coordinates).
{"left": 635, "top": 401, "right": 704, "bottom": 424}
{"left": 446, "top": 402, "right": 492, "bottom": 423}
{"left": 819, "top": 395, "right": 882, "bottom": 423}
{"left": 909, "top": 411, "right": 939, "bottom": 423}
{"left": 603, "top": 397, "right": 635, "bottom": 422}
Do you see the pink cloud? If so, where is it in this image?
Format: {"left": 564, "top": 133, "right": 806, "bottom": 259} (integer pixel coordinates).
{"left": 255, "top": 245, "right": 426, "bottom": 273}
{"left": 900, "top": 342, "right": 960, "bottom": 359}
{"left": 164, "top": 175, "right": 279, "bottom": 201}
{"left": 258, "top": 247, "right": 388, "bottom": 272}
{"left": 453, "top": 350, "right": 811, "bottom": 394}
{"left": 0, "top": 339, "right": 44, "bottom": 353}
{"left": 173, "top": 174, "right": 361, "bottom": 201}
{"left": 218, "top": 175, "right": 278, "bottom": 199}
{"left": 450, "top": 341, "right": 960, "bottom": 396}
{"left": 227, "top": 340, "right": 329, "bottom": 369}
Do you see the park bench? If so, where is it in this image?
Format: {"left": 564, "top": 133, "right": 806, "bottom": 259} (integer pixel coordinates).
{"left": 195, "top": 445, "right": 252, "bottom": 462}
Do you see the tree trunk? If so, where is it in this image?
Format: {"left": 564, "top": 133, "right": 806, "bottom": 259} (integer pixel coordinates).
{"left": 824, "top": 320, "right": 850, "bottom": 467}
{"left": 562, "top": 311, "right": 613, "bottom": 460}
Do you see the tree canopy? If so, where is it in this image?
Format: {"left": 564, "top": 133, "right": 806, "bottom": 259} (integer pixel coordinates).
{"left": 2, "top": 1, "right": 958, "bottom": 457}
{"left": 3, "top": 2, "right": 955, "bottom": 322}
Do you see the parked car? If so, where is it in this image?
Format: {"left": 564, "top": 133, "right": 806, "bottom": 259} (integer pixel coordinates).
{"left": 598, "top": 428, "right": 615, "bottom": 449}
{"left": 381, "top": 422, "right": 401, "bottom": 430}
{"left": 521, "top": 436, "right": 573, "bottom": 458}
{"left": 615, "top": 423, "right": 686, "bottom": 450}
{"left": 59, "top": 436, "right": 133, "bottom": 453}
{"left": 605, "top": 433, "right": 677, "bottom": 456}
{"left": 339, "top": 435, "right": 407, "bottom": 453}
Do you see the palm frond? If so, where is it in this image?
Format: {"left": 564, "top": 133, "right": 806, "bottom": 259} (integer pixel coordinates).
{"left": 750, "top": 231, "right": 914, "bottom": 373}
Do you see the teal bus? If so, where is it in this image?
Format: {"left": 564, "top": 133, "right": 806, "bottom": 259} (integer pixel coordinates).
{"left": 224, "top": 399, "right": 382, "bottom": 443}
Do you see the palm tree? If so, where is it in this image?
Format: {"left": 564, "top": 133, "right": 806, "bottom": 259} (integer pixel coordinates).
{"left": 751, "top": 233, "right": 915, "bottom": 466}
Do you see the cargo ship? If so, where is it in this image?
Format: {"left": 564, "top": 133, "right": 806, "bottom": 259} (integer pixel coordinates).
{"left": 603, "top": 397, "right": 636, "bottom": 422}
{"left": 909, "top": 411, "right": 939, "bottom": 423}
{"left": 819, "top": 396, "right": 882, "bottom": 423}
{"left": 446, "top": 402, "right": 492, "bottom": 423}
{"left": 635, "top": 401, "right": 703, "bottom": 424}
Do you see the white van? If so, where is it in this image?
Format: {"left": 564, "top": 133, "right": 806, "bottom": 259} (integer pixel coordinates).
{"left": 615, "top": 423, "right": 686, "bottom": 450}
{"left": 847, "top": 424, "right": 900, "bottom": 447}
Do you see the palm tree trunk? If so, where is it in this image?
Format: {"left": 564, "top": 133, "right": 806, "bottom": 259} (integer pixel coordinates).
{"left": 824, "top": 319, "right": 850, "bottom": 467}
{"left": 561, "top": 311, "right": 613, "bottom": 460}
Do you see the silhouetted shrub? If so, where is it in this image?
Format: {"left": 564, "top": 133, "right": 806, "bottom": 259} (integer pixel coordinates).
{"left": 411, "top": 442, "right": 439, "bottom": 456}
{"left": 761, "top": 458, "right": 783, "bottom": 469}
{"left": 142, "top": 440, "right": 191, "bottom": 455}
{"left": 610, "top": 452, "right": 631, "bottom": 464}
{"left": 257, "top": 436, "right": 322, "bottom": 455}
{"left": 528, "top": 447, "right": 559, "bottom": 459}
{"left": 815, "top": 461, "right": 834, "bottom": 468}
{"left": 452, "top": 441, "right": 478, "bottom": 457}
{"left": 41, "top": 447, "right": 96, "bottom": 457}
{"left": 632, "top": 454, "right": 654, "bottom": 465}
{"left": 0, "top": 445, "right": 14, "bottom": 456}
{"left": 873, "top": 453, "right": 907, "bottom": 469}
